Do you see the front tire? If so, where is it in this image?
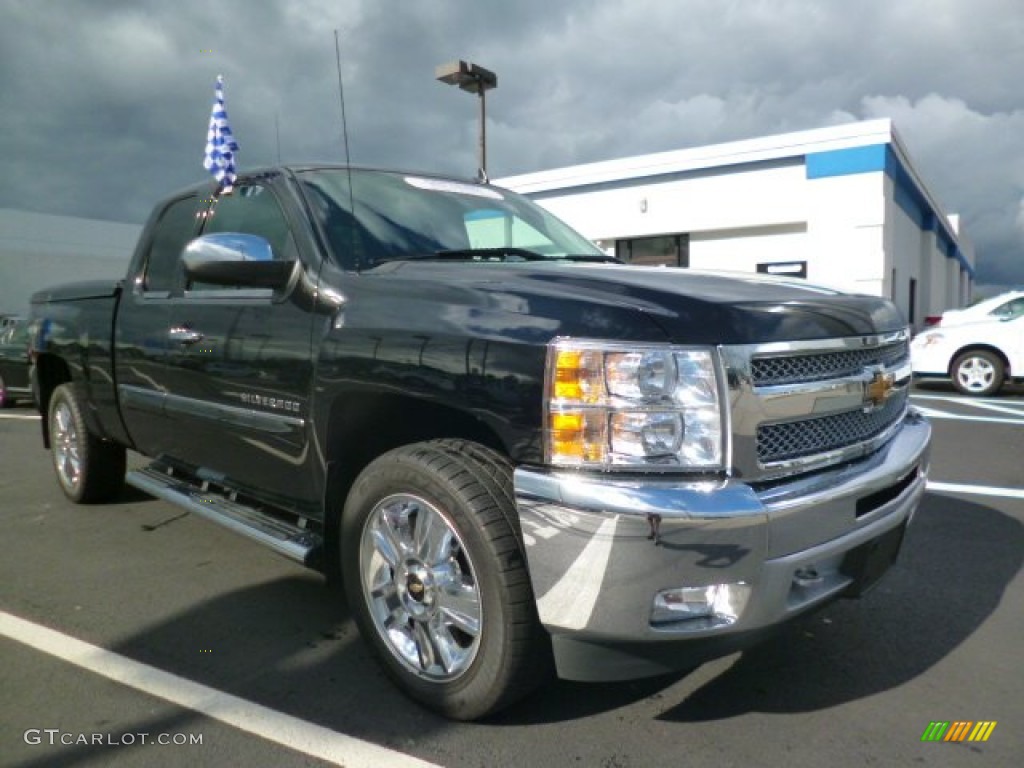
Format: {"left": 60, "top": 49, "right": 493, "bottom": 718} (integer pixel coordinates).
{"left": 951, "top": 349, "right": 1004, "bottom": 397}
{"left": 48, "top": 383, "right": 126, "bottom": 503}
{"left": 341, "top": 439, "right": 550, "bottom": 720}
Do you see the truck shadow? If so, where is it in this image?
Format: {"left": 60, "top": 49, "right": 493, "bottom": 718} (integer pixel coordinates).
{"left": 106, "top": 485, "right": 158, "bottom": 506}
{"left": 654, "top": 493, "right": 1021, "bottom": 723}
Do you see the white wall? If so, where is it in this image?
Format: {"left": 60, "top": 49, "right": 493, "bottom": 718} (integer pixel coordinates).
{"left": 886, "top": 188, "right": 925, "bottom": 324}
{"left": 947, "top": 215, "right": 975, "bottom": 304}
{"left": 804, "top": 172, "right": 887, "bottom": 295}
{"left": 690, "top": 224, "right": 807, "bottom": 275}
{"left": 534, "top": 161, "right": 808, "bottom": 243}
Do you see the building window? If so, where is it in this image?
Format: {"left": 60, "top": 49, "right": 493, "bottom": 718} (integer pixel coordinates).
{"left": 757, "top": 261, "right": 807, "bottom": 279}
{"left": 908, "top": 278, "right": 917, "bottom": 324}
{"left": 615, "top": 234, "right": 689, "bottom": 267}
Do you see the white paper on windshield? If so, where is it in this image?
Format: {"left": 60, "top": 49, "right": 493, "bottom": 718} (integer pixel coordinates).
{"left": 404, "top": 176, "right": 504, "bottom": 200}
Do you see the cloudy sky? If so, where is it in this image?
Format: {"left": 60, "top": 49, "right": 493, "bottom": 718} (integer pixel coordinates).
{"left": 2, "top": 0, "right": 1023, "bottom": 287}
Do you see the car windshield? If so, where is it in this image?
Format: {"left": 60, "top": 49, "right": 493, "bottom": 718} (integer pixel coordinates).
{"left": 296, "top": 169, "right": 608, "bottom": 270}
{"left": 990, "top": 295, "right": 1024, "bottom": 319}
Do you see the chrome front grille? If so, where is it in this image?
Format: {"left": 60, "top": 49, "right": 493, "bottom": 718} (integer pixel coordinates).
{"left": 756, "top": 389, "right": 909, "bottom": 463}
{"left": 750, "top": 340, "right": 909, "bottom": 386}
{"left": 721, "top": 330, "right": 912, "bottom": 481}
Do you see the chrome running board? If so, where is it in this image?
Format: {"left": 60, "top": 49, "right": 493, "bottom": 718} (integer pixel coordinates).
{"left": 126, "top": 465, "right": 322, "bottom": 566}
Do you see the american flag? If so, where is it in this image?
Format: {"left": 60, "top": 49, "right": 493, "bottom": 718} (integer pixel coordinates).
{"left": 203, "top": 75, "right": 240, "bottom": 192}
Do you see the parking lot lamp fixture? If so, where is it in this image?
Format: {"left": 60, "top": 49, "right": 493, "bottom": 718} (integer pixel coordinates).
{"left": 435, "top": 60, "right": 498, "bottom": 180}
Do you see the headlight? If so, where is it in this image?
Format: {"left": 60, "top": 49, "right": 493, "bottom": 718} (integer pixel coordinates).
{"left": 545, "top": 339, "right": 724, "bottom": 470}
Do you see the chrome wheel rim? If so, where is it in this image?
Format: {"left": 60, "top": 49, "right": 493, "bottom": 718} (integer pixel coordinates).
{"left": 956, "top": 356, "right": 995, "bottom": 392}
{"left": 359, "top": 493, "right": 482, "bottom": 681}
{"left": 52, "top": 401, "right": 82, "bottom": 490}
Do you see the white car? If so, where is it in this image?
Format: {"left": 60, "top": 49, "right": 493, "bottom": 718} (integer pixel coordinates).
{"left": 912, "top": 299, "right": 1024, "bottom": 396}
{"left": 929, "top": 290, "right": 1024, "bottom": 328}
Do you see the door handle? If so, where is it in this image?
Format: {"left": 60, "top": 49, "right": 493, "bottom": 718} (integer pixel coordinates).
{"left": 168, "top": 326, "right": 204, "bottom": 345}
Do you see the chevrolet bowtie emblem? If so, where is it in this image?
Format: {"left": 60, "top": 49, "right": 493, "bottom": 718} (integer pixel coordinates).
{"left": 865, "top": 370, "right": 896, "bottom": 410}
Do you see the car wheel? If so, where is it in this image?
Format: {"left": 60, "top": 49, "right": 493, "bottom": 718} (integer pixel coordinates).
{"left": 341, "top": 439, "right": 551, "bottom": 720}
{"left": 48, "top": 383, "right": 126, "bottom": 503}
{"left": 0, "top": 374, "right": 11, "bottom": 408}
{"left": 951, "top": 349, "right": 1005, "bottom": 397}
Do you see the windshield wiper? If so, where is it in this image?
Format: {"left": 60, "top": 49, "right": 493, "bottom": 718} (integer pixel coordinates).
{"left": 434, "top": 250, "right": 623, "bottom": 263}
{"left": 433, "top": 248, "right": 548, "bottom": 262}
{"left": 556, "top": 254, "right": 624, "bottom": 264}
{"left": 380, "top": 249, "right": 621, "bottom": 264}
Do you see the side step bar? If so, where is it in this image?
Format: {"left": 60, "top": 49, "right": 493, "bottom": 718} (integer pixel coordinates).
{"left": 126, "top": 466, "right": 323, "bottom": 566}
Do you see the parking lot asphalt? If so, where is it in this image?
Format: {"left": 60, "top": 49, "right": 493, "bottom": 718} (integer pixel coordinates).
{"left": 1, "top": 385, "right": 1022, "bottom": 768}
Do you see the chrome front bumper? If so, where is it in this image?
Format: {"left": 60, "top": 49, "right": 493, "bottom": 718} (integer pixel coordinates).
{"left": 513, "top": 411, "right": 932, "bottom": 681}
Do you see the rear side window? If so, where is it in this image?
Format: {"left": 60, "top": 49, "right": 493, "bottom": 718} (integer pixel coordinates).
{"left": 201, "top": 185, "right": 294, "bottom": 260}
{"left": 142, "top": 196, "right": 203, "bottom": 292}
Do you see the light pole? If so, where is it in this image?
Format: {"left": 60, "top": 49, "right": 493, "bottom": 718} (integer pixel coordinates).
{"left": 435, "top": 60, "right": 498, "bottom": 180}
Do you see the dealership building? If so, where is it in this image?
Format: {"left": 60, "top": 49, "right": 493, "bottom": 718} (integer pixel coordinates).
{"left": 499, "top": 119, "right": 974, "bottom": 329}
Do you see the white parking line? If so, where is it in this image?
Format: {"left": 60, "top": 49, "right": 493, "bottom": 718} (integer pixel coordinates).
{"left": 0, "top": 610, "right": 440, "bottom": 768}
{"left": 926, "top": 481, "right": 1024, "bottom": 500}
{"left": 912, "top": 393, "right": 1024, "bottom": 416}
{"left": 0, "top": 412, "right": 40, "bottom": 420}
{"left": 911, "top": 404, "right": 1024, "bottom": 426}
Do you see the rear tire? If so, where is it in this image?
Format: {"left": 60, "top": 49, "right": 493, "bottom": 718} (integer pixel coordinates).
{"left": 951, "top": 350, "right": 1004, "bottom": 397}
{"left": 48, "top": 383, "right": 126, "bottom": 503}
{"left": 341, "top": 439, "right": 550, "bottom": 720}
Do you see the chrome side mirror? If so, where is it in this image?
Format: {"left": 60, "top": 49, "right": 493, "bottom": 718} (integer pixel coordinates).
{"left": 182, "top": 233, "right": 295, "bottom": 289}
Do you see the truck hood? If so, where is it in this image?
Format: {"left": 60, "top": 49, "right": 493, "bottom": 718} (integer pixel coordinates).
{"left": 367, "top": 261, "right": 905, "bottom": 345}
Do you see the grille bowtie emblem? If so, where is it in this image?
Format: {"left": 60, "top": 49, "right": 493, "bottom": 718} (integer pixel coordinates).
{"left": 864, "top": 370, "right": 895, "bottom": 410}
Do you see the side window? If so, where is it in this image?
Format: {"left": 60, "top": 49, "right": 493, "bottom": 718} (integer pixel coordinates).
{"left": 201, "top": 185, "right": 295, "bottom": 260}
{"left": 142, "top": 196, "right": 203, "bottom": 293}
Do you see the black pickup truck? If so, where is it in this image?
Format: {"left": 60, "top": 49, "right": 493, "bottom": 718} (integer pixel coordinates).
{"left": 30, "top": 165, "right": 931, "bottom": 719}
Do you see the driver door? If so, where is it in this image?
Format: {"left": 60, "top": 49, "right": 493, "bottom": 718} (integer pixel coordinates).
{"left": 162, "top": 181, "right": 320, "bottom": 509}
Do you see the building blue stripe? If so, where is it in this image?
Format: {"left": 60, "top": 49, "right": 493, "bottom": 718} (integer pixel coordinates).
{"left": 805, "top": 144, "right": 889, "bottom": 178}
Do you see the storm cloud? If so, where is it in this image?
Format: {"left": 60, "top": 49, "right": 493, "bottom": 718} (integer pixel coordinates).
{"left": 1, "top": 0, "right": 1022, "bottom": 287}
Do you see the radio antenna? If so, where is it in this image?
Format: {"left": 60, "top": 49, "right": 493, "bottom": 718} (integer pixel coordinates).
{"left": 334, "top": 29, "right": 359, "bottom": 270}
{"left": 333, "top": 29, "right": 353, "bottom": 167}
{"left": 275, "top": 112, "right": 281, "bottom": 163}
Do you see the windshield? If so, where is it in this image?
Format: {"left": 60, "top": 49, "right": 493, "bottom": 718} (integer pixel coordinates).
{"left": 296, "top": 168, "right": 606, "bottom": 270}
